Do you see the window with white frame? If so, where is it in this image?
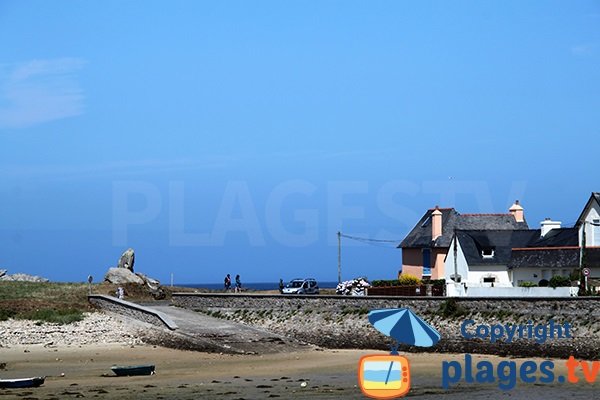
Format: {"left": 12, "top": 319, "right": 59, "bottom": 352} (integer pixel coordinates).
{"left": 481, "top": 247, "right": 495, "bottom": 259}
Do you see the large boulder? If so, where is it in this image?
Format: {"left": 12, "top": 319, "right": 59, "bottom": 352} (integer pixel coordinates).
{"left": 136, "top": 273, "right": 160, "bottom": 291}
{"left": 117, "top": 248, "right": 135, "bottom": 271}
{"left": 104, "top": 267, "right": 144, "bottom": 285}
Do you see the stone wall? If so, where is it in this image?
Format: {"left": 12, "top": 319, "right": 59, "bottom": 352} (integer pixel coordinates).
{"left": 172, "top": 293, "right": 600, "bottom": 359}
{"left": 88, "top": 295, "right": 177, "bottom": 330}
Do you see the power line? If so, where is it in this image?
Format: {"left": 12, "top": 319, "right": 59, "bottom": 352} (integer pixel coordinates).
{"left": 339, "top": 233, "right": 402, "bottom": 249}
{"left": 339, "top": 233, "right": 402, "bottom": 243}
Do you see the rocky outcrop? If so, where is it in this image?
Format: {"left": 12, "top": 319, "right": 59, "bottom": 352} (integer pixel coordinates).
{"left": 104, "top": 249, "right": 164, "bottom": 299}
{"left": 104, "top": 267, "right": 144, "bottom": 285}
{"left": 135, "top": 273, "right": 160, "bottom": 291}
{"left": 0, "top": 270, "right": 49, "bottom": 282}
{"left": 117, "top": 248, "right": 135, "bottom": 271}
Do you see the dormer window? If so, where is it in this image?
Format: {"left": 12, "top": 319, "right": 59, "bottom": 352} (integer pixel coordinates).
{"left": 481, "top": 247, "right": 495, "bottom": 259}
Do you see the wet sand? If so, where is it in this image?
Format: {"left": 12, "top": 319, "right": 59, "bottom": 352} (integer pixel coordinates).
{"left": 0, "top": 344, "right": 597, "bottom": 399}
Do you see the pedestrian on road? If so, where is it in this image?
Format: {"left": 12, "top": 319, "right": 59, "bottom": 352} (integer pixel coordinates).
{"left": 279, "top": 278, "right": 285, "bottom": 294}
{"left": 224, "top": 274, "right": 231, "bottom": 291}
{"left": 235, "top": 274, "right": 242, "bottom": 293}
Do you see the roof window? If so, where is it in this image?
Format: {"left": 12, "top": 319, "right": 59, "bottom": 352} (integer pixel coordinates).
{"left": 481, "top": 247, "right": 495, "bottom": 259}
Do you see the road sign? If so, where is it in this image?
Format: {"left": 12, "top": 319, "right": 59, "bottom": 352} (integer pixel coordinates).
{"left": 583, "top": 268, "right": 591, "bottom": 277}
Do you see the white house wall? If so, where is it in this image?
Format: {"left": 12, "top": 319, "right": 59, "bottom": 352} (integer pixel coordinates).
{"left": 444, "top": 238, "right": 469, "bottom": 283}
{"left": 511, "top": 267, "right": 574, "bottom": 286}
{"left": 444, "top": 237, "right": 512, "bottom": 286}
{"left": 580, "top": 200, "right": 600, "bottom": 246}
{"left": 468, "top": 265, "right": 511, "bottom": 286}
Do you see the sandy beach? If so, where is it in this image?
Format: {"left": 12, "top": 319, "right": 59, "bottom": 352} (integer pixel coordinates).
{"left": 1, "top": 343, "right": 597, "bottom": 399}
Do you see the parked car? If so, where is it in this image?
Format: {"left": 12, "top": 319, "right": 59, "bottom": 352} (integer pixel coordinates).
{"left": 281, "top": 278, "right": 320, "bottom": 295}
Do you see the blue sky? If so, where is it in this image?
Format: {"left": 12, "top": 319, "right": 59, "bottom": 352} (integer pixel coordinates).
{"left": 1, "top": 1, "right": 599, "bottom": 284}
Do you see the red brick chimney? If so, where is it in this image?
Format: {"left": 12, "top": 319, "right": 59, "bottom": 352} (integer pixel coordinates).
{"left": 509, "top": 200, "right": 524, "bottom": 223}
{"left": 432, "top": 206, "right": 443, "bottom": 240}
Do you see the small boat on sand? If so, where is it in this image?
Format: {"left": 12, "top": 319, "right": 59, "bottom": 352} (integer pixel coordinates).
{"left": 111, "top": 365, "right": 155, "bottom": 376}
{"left": 0, "top": 376, "right": 45, "bottom": 388}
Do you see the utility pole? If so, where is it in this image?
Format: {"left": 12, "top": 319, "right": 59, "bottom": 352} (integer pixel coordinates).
{"left": 337, "top": 231, "right": 342, "bottom": 284}
{"left": 580, "top": 222, "right": 587, "bottom": 293}
{"left": 453, "top": 229, "right": 458, "bottom": 281}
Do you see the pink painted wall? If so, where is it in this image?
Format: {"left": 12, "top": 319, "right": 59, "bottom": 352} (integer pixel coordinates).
{"left": 401, "top": 248, "right": 447, "bottom": 280}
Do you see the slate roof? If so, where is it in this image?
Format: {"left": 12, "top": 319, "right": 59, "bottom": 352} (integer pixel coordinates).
{"left": 526, "top": 227, "right": 579, "bottom": 248}
{"left": 507, "top": 227, "right": 585, "bottom": 269}
{"left": 455, "top": 230, "right": 540, "bottom": 266}
{"left": 508, "top": 247, "right": 580, "bottom": 270}
{"left": 399, "top": 208, "right": 529, "bottom": 249}
{"left": 455, "top": 227, "right": 585, "bottom": 269}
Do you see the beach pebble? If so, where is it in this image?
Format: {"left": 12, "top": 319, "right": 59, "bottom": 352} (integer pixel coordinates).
{"left": 0, "top": 313, "right": 142, "bottom": 347}
{"left": 300, "top": 382, "right": 308, "bottom": 388}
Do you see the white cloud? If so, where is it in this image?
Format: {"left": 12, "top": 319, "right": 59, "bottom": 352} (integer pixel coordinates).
{"left": 571, "top": 43, "right": 596, "bottom": 56}
{"left": 0, "top": 58, "right": 85, "bottom": 129}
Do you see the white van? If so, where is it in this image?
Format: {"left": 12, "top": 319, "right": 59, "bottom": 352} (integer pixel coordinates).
{"left": 281, "top": 278, "right": 320, "bottom": 295}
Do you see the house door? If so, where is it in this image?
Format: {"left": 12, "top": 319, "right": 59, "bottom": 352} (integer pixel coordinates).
{"left": 422, "top": 248, "right": 431, "bottom": 277}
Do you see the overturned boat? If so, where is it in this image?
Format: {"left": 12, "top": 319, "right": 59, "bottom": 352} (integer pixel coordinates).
{"left": 111, "top": 365, "right": 155, "bottom": 376}
{"left": 0, "top": 376, "right": 45, "bottom": 388}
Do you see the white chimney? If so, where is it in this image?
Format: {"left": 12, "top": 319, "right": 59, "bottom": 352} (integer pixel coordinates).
{"left": 540, "top": 218, "right": 561, "bottom": 237}
{"left": 509, "top": 200, "right": 524, "bottom": 223}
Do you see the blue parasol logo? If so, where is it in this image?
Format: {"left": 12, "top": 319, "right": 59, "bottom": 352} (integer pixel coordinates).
{"left": 368, "top": 308, "right": 441, "bottom": 348}
{"left": 358, "top": 308, "right": 441, "bottom": 398}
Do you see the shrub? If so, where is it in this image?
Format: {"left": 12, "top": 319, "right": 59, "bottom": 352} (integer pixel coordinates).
{"left": 549, "top": 275, "right": 572, "bottom": 288}
{"left": 0, "top": 309, "right": 16, "bottom": 321}
{"left": 371, "top": 280, "right": 399, "bottom": 287}
{"left": 429, "top": 279, "right": 446, "bottom": 287}
{"left": 538, "top": 279, "right": 549, "bottom": 287}
{"left": 17, "top": 308, "right": 84, "bottom": 325}
{"left": 398, "top": 274, "right": 421, "bottom": 286}
{"left": 438, "top": 298, "right": 466, "bottom": 318}
{"left": 519, "top": 281, "right": 537, "bottom": 288}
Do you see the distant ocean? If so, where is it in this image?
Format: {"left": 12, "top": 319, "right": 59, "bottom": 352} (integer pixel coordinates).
{"left": 179, "top": 281, "right": 339, "bottom": 291}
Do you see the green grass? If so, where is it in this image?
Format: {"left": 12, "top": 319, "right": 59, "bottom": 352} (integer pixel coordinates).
{"left": 0, "top": 281, "right": 196, "bottom": 325}
{"left": 21, "top": 309, "right": 85, "bottom": 324}
{"left": 0, "top": 282, "right": 90, "bottom": 324}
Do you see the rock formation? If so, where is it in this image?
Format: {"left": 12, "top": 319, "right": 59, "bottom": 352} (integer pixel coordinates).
{"left": 104, "top": 267, "right": 145, "bottom": 285}
{"left": 117, "top": 248, "right": 135, "bottom": 271}
{"left": 104, "top": 248, "right": 164, "bottom": 299}
{"left": 0, "top": 270, "right": 50, "bottom": 283}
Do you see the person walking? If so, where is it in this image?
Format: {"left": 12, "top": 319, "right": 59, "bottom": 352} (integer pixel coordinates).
{"left": 235, "top": 274, "right": 242, "bottom": 293}
{"left": 224, "top": 274, "right": 231, "bottom": 291}
{"left": 279, "top": 278, "right": 285, "bottom": 294}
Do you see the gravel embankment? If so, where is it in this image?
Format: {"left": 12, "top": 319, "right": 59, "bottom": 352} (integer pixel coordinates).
{"left": 204, "top": 309, "right": 600, "bottom": 360}
{"left": 0, "top": 312, "right": 143, "bottom": 347}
